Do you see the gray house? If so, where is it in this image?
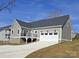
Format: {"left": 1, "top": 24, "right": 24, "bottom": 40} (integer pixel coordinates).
{"left": 0, "top": 15, "right": 72, "bottom": 44}
{"left": 0, "top": 25, "right": 11, "bottom": 41}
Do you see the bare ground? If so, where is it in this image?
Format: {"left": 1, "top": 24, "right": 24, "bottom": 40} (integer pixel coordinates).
{"left": 0, "top": 41, "right": 9, "bottom": 45}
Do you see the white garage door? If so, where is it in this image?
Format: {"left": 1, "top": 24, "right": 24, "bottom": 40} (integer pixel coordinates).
{"left": 40, "top": 32, "right": 58, "bottom": 43}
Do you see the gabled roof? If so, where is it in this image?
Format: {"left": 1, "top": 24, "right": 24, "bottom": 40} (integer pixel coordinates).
{"left": 0, "top": 15, "right": 69, "bottom": 31}
{"left": 16, "top": 15, "right": 69, "bottom": 28}
{"left": 0, "top": 25, "right": 11, "bottom": 31}
{"left": 30, "top": 15, "right": 69, "bottom": 28}
{"left": 16, "top": 19, "right": 31, "bottom": 28}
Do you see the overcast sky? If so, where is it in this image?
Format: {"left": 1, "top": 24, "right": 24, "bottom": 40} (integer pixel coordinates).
{"left": 0, "top": 0, "right": 79, "bottom": 32}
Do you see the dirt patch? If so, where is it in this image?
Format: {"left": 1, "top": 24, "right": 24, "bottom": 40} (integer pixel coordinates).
{"left": 0, "top": 41, "right": 9, "bottom": 45}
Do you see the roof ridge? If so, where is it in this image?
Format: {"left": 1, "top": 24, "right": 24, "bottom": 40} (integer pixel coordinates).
{"left": 15, "top": 15, "right": 70, "bottom": 28}
{"left": 16, "top": 19, "right": 31, "bottom": 28}
{"left": 0, "top": 25, "right": 11, "bottom": 31}
{"left": 30, "top": 15, "right": 69, "bottom": 23}
{"left": 0, "top": 25, "right": 11, "bottom": 28}
{"left": 30, "top": 15, "right": 70, "bottom": 28}
{"left": 16, "top": 19, "right": 29, "bottom": 24}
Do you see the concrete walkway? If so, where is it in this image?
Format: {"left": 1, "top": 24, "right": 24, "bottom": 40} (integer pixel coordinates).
{"left": 0, "top": 41, "right": 58, "bottom": 58}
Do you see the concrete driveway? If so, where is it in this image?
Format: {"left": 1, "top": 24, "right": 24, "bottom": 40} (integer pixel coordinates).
{"left": 0, "top": 41, "right": 57, "bottom": 58}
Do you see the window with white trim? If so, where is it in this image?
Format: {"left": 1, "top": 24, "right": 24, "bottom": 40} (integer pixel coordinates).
{"left": 41, "top": 33, "right": 44, "bottom": 35}
{"left": 54, "top": 32, "right": 57, "bottom": 35}
{"left": 18, "top": 30, "right": 19, "bottom": 34}
{"left": 45, "top": 33, "right": 48, "bottom": 35}
{"left": 49, "top": 33, "right": 52, "bottom": 35}
{"left": 12, "top": 30, "right": 13, "bottom": 34}
{"left": 35, "top": 31, "right": 37, "bottom": 33}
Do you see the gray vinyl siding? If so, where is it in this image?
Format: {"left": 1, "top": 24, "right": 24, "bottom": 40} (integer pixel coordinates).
{"left": 21, "top": 27, "right": 29, "bottom": 36}
{"left": 0, "top": 30, "right": 5, "bottom": 40}
{"left": 31, "top": 26, "right": 62, "bottom": 40}
{"left": 62, "top": 19, "right": 72, "bottom": 41}
{"left": 0, "top": 30, "right": 9, "bottom": 41}
{"left": 11, "top": 20, "right": 21, "bottom": 38}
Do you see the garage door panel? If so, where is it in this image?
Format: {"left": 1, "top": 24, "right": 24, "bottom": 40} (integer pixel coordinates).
{"left": 40, "top": 35, "right": 58, "bottom": 43}
{"left": 40, "top": 30, "right": 59, "bottom": 43}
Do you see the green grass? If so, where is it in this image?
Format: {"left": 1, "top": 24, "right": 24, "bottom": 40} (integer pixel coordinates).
{"left": 26, "top": 38, "right": 79, "bottom": 58}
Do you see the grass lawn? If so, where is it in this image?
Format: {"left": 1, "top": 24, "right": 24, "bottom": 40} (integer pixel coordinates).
{"left": 26, "top": 39, "right": 79, "bottom": 58}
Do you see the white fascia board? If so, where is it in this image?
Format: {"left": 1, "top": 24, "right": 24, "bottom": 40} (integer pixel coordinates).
{"left": 31, "top": 25, "right": 62, "bottom": 30}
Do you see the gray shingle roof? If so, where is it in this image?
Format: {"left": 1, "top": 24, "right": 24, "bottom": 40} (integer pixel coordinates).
{"left": 30, "top": 15, "right": 69, "bottom": 28}
{"left": 0, "top": 15, "right": 69, "bottom": 31}
{"left": 16, "top": 15, "right": 69, "bottom": 28}
{"left": 0, "top": 25, "right": 11, "bottom": 31}
{"left": 16, "top": 19, "right": 31, "bottom": 28}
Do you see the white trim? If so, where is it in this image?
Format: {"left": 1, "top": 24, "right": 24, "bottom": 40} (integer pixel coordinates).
{"left": 31, "top": 25, "right": 62, "bottom": 30}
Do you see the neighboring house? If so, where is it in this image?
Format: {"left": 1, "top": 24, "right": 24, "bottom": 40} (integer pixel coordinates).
{"left": 0, "top": 25, "right": 11, "bottom": 41}
{"left": 0, "top": 15, "right": 72, "bottom": 44}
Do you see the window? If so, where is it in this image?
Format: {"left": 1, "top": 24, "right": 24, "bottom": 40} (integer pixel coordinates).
{"left": 54, "top": 32, "right": 57, "bottom": 35}
{"left": 18, "top": 30, "right": 19, "bottom": 34}
{"left": 21, "top": 29, "right": 27, "bottom": 36}
{"left": 12, "top": 30, "right": 13, "bottom": 34}
{"left": 9, "top": 29, "right": 11, "bottom": 31}
{"left": 45, "top": 33, "right": 48, "bottom": 35}
{"left": 49, "top": 33, "right": 52, "bottom": 35}
{"left": 35, "top": 31, "right": 37, "bottom": 33}
{"left": 5, "top": 34, "right": 7, "bottom": 38}
{"left": 5, "top": 34, "right": 10, "bottom": 39}
{"left": 41, "top": 33, "right": 44, "bottom": 35}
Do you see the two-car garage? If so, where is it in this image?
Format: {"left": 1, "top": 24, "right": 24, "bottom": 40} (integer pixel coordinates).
{"left": 40, "top": 30, "right": 59, "bottom": 43}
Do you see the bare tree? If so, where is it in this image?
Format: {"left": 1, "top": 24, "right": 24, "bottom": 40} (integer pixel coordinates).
{"left": 0, "top": 0, "right": 15, "bottom": 12}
